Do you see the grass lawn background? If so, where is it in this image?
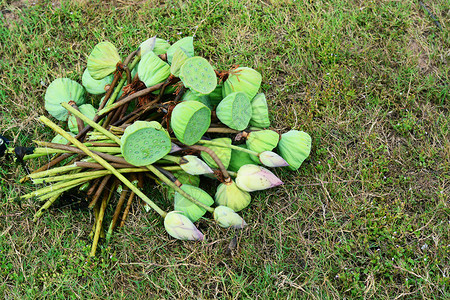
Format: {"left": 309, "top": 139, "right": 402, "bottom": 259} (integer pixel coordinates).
{"left": 0, "top": 0, "right": 449, "bottom": 298}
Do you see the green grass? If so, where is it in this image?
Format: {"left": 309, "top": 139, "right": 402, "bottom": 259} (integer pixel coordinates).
{"left": 1, "top": 0, "right": 449, "bottom": 298}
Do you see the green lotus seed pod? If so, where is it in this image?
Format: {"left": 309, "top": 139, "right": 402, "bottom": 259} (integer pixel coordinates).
{"left": 246, "top": 130, "right": 279, "bottom": 164}
{"left": 223, "top": 67, "right": 262, "bottom": 100}
{"left": 170, "top": 101, "right": 211, "bottom": 146}
{"left": 153, "top": 38, "right": 171, "bottom": 55}
{"left": 138, "top": 51, "right": 171, "bottom": 88}
{"left": 174, "top": 184, "right": 214, "bottom": 222}
{"left": 139, "top": 36, "right": 156, "bottom": 57}
{"left": 200, "top": 138, "right": 232, "bottom": 169}
{"left": 215, "top": 180, "right": 251, "bottom": 212}
{"left": 216, "top": 92, "right": 252, "bottom": 131}
{"left": 214, "top": 206, "right": 247, "bottom": 229}
{"left": 249, "top": 93, "right": 270, "bottom": 128}
{"left": 235, "top": 164, "right": 283, "bottom": 192}
{"left": 166, "top": 36, "right": 194, "bottom": 64}
{"left": 207, "top": 84, "right": 223, "bottom": 106}
{"left": 120, "top": 121, "right": 171, "bottom": 166}
{"left": 81, "top": 69, "right": 113, "bottom": 95}
{"left": 170, "top": 47, "right": 191, "bottom": 77}
{"left": 87, "top": 41, "right": 121, "bottom": 80}
{"left": 182, "top": 90, "right": 213, "bottom": 110}
{"left": 45, "top": 78, "right": 85, "bottom": 121}
{"left": 228, "top": 144, "right": 255, "bottom": 172}
{"left": 164, "top": 211, "right": 204, "bottom": 241}
{"left": 277, "top": 130, "right": 312, "bottom": 170}
{"left": 179, "top": 56, "right": 217, "bottom": 95}
{"left": 67, "top": 104, "right": 97, "bottom": 134}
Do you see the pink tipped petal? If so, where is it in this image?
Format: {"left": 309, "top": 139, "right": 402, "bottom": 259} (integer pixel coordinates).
{"left": 169, "top": 143, "right": 183, "bottom": 153}
{"left": 259, "top": 151, "right": 289, "bottom": 167}
{"left": 181, "top": 155, "right": 214, "bottom": 175}
{"left": 164, "top": 212, "right": 204, "bottom": 241}
{"left": 236, "top": 164, "right": 283, "bottom": 192}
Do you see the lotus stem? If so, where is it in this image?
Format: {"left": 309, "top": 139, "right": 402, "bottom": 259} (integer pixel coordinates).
{"left": 26, "top": 163, "right": 81, "bottom": 180}
{"left": 196, "top": 139, "right": 259, "bottom": 157}
{"left": 106, "top": 186, "right": 129, "bottom": 243}
{"left": 120, "top": 175, "right": 141, "bottom": 227}
{"left": 33, "top": 193, "right": 61, "bottom": 221}
{"left": 39, "top": 116, "right": 168, "bottom": 218}
{"left": 189, "top": 145, "right": 230, "bottom": 182}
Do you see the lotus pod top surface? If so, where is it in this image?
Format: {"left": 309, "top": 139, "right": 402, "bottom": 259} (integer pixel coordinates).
{"left": 164, "top": 211, "right": 204, "bottom": 241}
{"left": 153, "top": 38, "right": 171, "bottom": 55}
{"left": 138, "top": 51, "right": 171, "bottom": 88}
{"left": 44, "top": 78, "right": 85, "bottom": 121}
{"left": 215, "top": 180, "right": 251, "bottom": 212}
{"left": 222, "top": 67, "right": 262, "bottom": 100}
{"left": 170, "top": 47, "right": 191, "bottom": 77}
{"left": 249, "top": 93, "right": 270, "bottom": 128}
{"left": 120, "top": 121, "right": 171, "bottom": 166}
{"left": 81, "top": 69, "right": 113, "bottom": 95}
{"left": 200, "top": 137, "right": 232, "bottom": 169}
{"left": 216, "top": 92, "right": 252, "bottom": 131}
{"left": 166, "top": 36, "right": 194, "bottom": 64}
{"left": 174, "top": 184, "right": 214, "bottom": 222}
{"left": 180, "top": 56, "right": 217, "bottom": 95}
{"left": 68, "top": 104, "right": 97, "bottom": 134}
{"left": 170, "top": 101, "right": 211, "bottom": 146}
{"left": 87, "top": 41, "right": 121, "bottom": 80}
{"left": 278, "top": 130, "right": 312, "bottom": 170}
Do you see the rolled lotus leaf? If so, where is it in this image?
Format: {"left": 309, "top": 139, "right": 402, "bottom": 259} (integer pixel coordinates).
{"left": 170, "top": 47, "right": 191, "bottom": 77}
{"left": 138, "top": 51, "right": 171, "bottom": 88}
{"left": 200, "top": 138, "right": 232, "bottom": 169}
{"left": 153, "top": 38, "right": 171, "bottom": 55}
{"left": 277, "top": 130, "right": 312, "bottom": 170}
{"left": 216, "top": 92, "right": 252, "bottom": 131}
{"left": 207, "top": 84, "right": 223, "bottom": 106}
{"left": 174, "top": 184, "right": 214, "bottom": 222}
{"left": 81, "top": 69, "right": 113, "bottom": 95}
{"left": 228, "top": 144, "right": 255, "bottom": 172}
{"left": 120, "top": 121, "right": 171, "bottom": 166}
{"left": 45, "top": 78, "right": 85, "bottom": 121}
{"left": 170, "top": 101, "right": 211, "bottom": 146}
{"left": 246, "top": 130, "right": 279, "bottom": 164}
{"left": 68, "top": 104, "right": 97, "bottom": 134}
{"left": 179, "top": 56, "right": 217, "bottom": 95}
{"left": 182, "top": 89, "right": 213, "bottom": 111}
{"left": 87, "top": 41, "right": 121, "bottom": 80}
{"left": 166, "top": 36, "right": 194, "bottom": 64}
{"left": 51, "top": 132, "right": 75, "bottom": 145}
{"left": 164, "top": 211, "right": 204, "bottom": 241}
{"left": 214, "top": 206, "right": 247, "bottom": 229}
{"left": 250, "top": 93, "right": 270, "bottom": 128}
{"left": 180, "top": 155, "right": 213, "bottom": 175}
{"left": 162, "top": 170, "right": 200, "bottom": 201}
{"left": 215, "top": 180, "right": 251, "bottom": 212}
{"left": 139, "top": 36, "right": 156, "bottom": 57}
{"left": 222, "top": 67, "right": 262, "bottom": 100}
{"left": 235, "top": 164, "right": 283, "bottom": 192}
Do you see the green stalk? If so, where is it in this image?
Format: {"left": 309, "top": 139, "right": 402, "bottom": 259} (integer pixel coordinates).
{"left": 33, "top": 194, "right": 61, "bottom": 221}
{"left": 161, "top": 155, "right": 181, "bottom": 164}
{"left": 37, "top": 182, "right": 84, "bottom": 202}
{"left": 27, "top": 164, "right": 81, "bottom": 180}
{"left": 39, "top": 116, "right": 168, "bottom": 218}
{"left": 196, "top": 139, "right": 259, "bottom": 157}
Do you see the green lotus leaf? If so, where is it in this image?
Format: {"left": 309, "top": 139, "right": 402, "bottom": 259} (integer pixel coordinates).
{"left": 82, "top": 69, "right": 113, "bottom": 95}
{"left": 179, "top": 56, "right": 217, "bottom": 95}
{"left": 200, "top": 137, "right": 232, "bottom": 169}
{"left": 51, "top": 132, "right": 75, "bottom": 145}
{"left": 170, "top": 101, "right": 211, "bottom": 146}
{"left": 87, "top": 41, "right": 121, "bottom": 80}
{"left": 166, "top": 36, "right": 194, "bottom": 64}
{"left": 249, "top": 93, "right": 270, "bottom": 128}
{"left": 120, "top": 121, "right": 171, "bottom": 166}
{"left": 138, "top": 51, "right": 171, "bottom": 88}
{"left": 162, "top": 170, "right": 200, "bottom": 201}
{"left": 44, "top": 78, "right": 85, "bottom": 121}
{"left": 67, "top": 104, "right": 97, "bottom": 134}
{"left": 277, "top": 130, "right": 312, "bottom": 170}
{"left": 223, "top": 67, "right": 262, "bottom": 100}
{"left": 216, "top": 92, "right": 252, "bottom": 131}
{"left": 174, "top": 184, "right": 214, "bottom": 222}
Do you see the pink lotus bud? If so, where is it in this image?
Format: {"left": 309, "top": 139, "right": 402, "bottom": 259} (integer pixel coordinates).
{"left": 213, "top": 206, "right": 247, "bottom": 229}
{"left": 259, "top": 151, "right": 289, "bottom": 167}
{"left": 169, "top": 143, "right": 183, "bottom": 153}
{"left": 235, "top": 164, "right": 283, "bottom": 192}
{"left": 180, "top": 155, "right": 213, "bottom": 175}
{"left": 164, "top": 211, "right": 204, "bottom": 241}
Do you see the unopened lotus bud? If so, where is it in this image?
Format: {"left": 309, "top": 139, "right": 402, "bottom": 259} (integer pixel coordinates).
{"left": 174, "top": 184, "right": 214, "bottom": 222}
{"left": 164, "top": 211, "right": 204, "bottom": 241}
{"left": 214, "top": 206, "right": 247, "bottom": 229}
{"left": 222, "top": 67, "right": 262, "bottom": 100}
{"left": 259, "top": 151, "right": 289, "bottom": 167}
{"left": 235, "top": 164, "right": 283, "bottom": 192}
{"left": 139, "top": 36, "right": 156, "bottom": 57}
{"left": 228, "top": 144, "right": 254, "bottom": 172}
{"left": 180, "top": 155, "right": 213, "bottom": 175}
{"left": 87, "top": 41, "right": 121, "bottom": 80}
{"left": 246, "top": 130, "right": 279, "bottom": 164}
{"left": 278, "top": 130, "right": 312, "bottom": 170}
{"left": 249, "top": 93, "right": 270, "bottom": 128}
{"left": 138, "top": 51, "right": 171, "bottom": 88}
{"left": 215, "top": 180, "right": 251, "bottom": 212}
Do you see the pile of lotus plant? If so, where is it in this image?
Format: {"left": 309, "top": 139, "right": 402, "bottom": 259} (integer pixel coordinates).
{"left": 0, "top": 36, "right": 311, "bottom": 256}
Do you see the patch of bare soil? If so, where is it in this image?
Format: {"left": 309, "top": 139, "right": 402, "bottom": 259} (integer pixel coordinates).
{"left": 408, "top": 39, "right": 430, "bottom": 73}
